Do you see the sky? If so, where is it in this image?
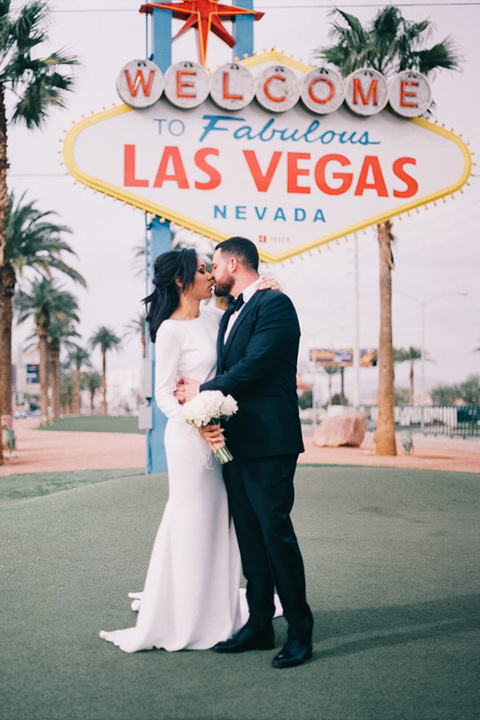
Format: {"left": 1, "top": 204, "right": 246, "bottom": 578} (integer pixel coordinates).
{"left": 7, "top": 0, "right": 480, "bottom": 405}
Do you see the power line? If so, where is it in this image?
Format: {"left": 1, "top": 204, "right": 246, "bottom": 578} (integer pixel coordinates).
{"left": 10, "top": 2, "right": 480, "bottom": 11}
{"left": 8, "top": 173, "right": 67, "bottom": 177}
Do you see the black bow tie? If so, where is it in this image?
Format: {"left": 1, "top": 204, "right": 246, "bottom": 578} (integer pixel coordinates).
{"left": 228, "top": 293, "right": 244, "bottom": 312}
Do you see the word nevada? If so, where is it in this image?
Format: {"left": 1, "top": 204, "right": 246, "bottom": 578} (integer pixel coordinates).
{"left": 117, "top": 59, "right": 432, "bottom": 119}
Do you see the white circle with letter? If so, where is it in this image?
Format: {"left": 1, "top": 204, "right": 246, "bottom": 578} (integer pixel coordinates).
{"left": 344, "top": 68, "right": 389, "bottom": 116}
{"left": 301, "top": 67, "right": 345, "bottom": 114}
{"left": 389, "top": 70, "right": 432, "bottom": 117}
{"left": 165, "top": 61, "right": 210, "bottom": 109}
{"left": 116, "top": 59, "right": 164, "bottom": 108}
{"left": 255, "top": 65, "right": 301, "bottom": 113}
{"left": 210, "top": 63, "right": 256, "bottom": 110}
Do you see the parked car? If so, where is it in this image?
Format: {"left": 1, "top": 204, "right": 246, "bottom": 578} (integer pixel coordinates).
{"left": 14, "top": 409, "right": 29, "bottom": 419}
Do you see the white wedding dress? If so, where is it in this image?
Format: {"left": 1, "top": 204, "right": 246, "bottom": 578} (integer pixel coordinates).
{"left": 100, "top": 305, "right": 245, "bottom": 652}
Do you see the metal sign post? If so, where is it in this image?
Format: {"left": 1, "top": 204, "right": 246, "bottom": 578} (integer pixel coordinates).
{"left": 144, "top": 2, "right": 256, "bottom": 473}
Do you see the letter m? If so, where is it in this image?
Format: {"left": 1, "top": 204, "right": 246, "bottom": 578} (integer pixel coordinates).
{"left": 124, "top": 69, "right": 155, "bottom": 98}
{"left": 352, "top": 78, "right": 378, "bottom": 106}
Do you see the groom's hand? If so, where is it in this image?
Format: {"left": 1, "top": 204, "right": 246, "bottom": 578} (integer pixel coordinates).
{"left": 174, "top": 377, "right": 200, "bottom": 403}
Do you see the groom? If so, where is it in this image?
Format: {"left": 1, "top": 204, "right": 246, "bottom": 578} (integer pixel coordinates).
{"left": 178, "top": 236, "right": 313, "bottom": 668}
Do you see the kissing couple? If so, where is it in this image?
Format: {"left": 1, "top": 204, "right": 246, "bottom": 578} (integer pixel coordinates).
{"left": 100, "top": 236, "right": 313, "bottom": 668}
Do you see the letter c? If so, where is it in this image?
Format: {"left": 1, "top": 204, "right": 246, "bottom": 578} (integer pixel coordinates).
{"left": 264, "top": 75, "right": 286, "bottom": 103}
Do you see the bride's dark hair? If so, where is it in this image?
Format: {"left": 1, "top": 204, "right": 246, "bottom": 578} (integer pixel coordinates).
{"left": 144, "top": 248, "right": 198, "bottom": 342}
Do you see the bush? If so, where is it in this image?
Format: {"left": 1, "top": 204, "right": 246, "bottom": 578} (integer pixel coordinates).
{"left": 298, "top": 390, "right": 313, "bottom": 410}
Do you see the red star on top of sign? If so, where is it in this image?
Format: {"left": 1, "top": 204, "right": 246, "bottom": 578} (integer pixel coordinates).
{"left": 140, "top": 1, "right": 264, "bottom": 66}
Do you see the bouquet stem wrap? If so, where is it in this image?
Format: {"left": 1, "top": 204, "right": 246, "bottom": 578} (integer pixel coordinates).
{"left": 182, "top": 391, "right": 238, "bottom": 465}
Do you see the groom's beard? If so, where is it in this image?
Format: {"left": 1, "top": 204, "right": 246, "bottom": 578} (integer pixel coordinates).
{"left": 214, "top": 272, "right": 234, "bottom": 297}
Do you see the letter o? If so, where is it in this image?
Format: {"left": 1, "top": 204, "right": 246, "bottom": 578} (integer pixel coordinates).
{"left": 301, "top": 68, "right": 345, "bottom": 114}
{"left": 168, "top": 119, "right": 185, "bottom": 136}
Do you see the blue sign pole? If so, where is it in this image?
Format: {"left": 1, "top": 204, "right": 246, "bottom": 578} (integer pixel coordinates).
{"left": 144, "top": 8, "right": 173, "bottom": 474}
{"left": 234, "top": 0, "right": 254, "bottom": 58}
{"left": 144, "top": 3, "right": 256, "bottom": 473}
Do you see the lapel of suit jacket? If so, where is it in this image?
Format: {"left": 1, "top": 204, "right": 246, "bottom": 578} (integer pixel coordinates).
{"left": 217, "top": 305, "right": 232, "bottom": 372}
{"left": 222, "top": 290, "right": 263, "bottom": 363}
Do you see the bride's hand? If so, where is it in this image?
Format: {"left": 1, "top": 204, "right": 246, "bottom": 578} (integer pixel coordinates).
{"left": 258, "top": 276, "right": 283, "bottom": 292}
{"left": 199, "top": 424, "right": 224, "bottom": 451}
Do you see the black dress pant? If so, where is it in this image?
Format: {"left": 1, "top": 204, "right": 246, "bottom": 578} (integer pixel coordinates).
{"left": 223, "top": 454, "right": 313, "bottom": 644}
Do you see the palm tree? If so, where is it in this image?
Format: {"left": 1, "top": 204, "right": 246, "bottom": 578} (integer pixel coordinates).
{"left": 48, "top": 315, "right": 80, "bottom": 419}
{"left": 0, "top": 2, "right": 78, "bottom": 455}
{"left": 0, "top": 1, "right": 78, "bottom": 256}
{"left": 316, "top": 6, "right": 459, "bottom": 455}
{"left": 59, "top": 370, "right": 74, "bottom": 416}
{"left": 90, "top": 327, "right": 122, "bottom": 415}
{"left": 395, "top": 346, "right": 424, "bottom": 404}
{"left": 125, "top": 314, "right": 146, "bottom": 358}
{"left": 323, "top": 365, "right": 339, "bottom": 406}
{"left": 15, "top": 278, "right": 79, "bottom": 426}
{"left": 1, "top": 191, "right": 85, "bottom": 415}
{"left": 66, "top": 345, "right": 92, "bottom": 414}
{"left": 82, "top": 370, "right": 102, "bottom": 415}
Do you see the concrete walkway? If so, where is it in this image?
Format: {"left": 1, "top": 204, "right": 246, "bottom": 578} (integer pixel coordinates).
{"left": 1, "top": 419, "right": 479, "bottom": 475}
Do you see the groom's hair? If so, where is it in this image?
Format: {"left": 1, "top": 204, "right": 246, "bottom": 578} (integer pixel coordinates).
{"left": 216, "top": 237, "right": 259, "bottom": 272}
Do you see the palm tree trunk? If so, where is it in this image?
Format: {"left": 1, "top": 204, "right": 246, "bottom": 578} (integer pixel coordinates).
{"left": 376, "top": 221, "right": 397, "bottom": 456}
{"left": 328, "top": 376, "right": 332, "bottom": 406}
{"left": 50, "top": 347, "right": 61, "bottom": 419}
{"left": 409, "top": 360, "right": 415, "bottom": 404}
{"left": 90, "top": 390, "right": 95, "bottom": 414}
{"left": 37, "top": 325, "right": 49, "bottom": 427}
{"left": 72, "top": 364, "right": 81, "bottom": 414}
{"left": 340, "top": 367, "right": 345, "bottom": 405}
{"left": 102, "top": 351, "right": 107, "bottom": 415}
{"left": 0, "top": 86, "right": 8, "bottom": 464}
{"left": 0, "top": 264, "right": 15, "bottom": 417}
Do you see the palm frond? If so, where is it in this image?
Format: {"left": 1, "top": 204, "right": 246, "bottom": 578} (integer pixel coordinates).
{"left": 416, "top": 39, "right": 460, "bottom": 75}
{"left": 314, "top": 5, "right": 460, "bottom": 84}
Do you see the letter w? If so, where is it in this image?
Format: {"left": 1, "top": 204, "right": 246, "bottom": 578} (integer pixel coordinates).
{"left": 243, "top": 150, "right": 282, "bottom": 192}
{"left": 125, "top": 69, "right": 155, "bottom": 98}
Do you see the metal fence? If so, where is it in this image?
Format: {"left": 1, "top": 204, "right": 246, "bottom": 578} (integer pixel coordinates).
{"left": 364, "top": 404, "right": 480, "bottom": 438}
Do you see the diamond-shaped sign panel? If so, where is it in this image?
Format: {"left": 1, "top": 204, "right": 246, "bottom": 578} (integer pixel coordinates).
{"left": 63, "top": 56, "right": 472, "bottom": 263}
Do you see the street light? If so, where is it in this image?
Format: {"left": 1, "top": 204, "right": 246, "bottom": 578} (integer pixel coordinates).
{"left": 396, "top": 291, "right": 468, "bottom": 402}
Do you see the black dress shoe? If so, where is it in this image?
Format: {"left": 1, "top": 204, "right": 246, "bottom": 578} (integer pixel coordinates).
{"left": 272, "top": 639, "right": 312, "bottom": 668}
{"left": 213, "top": 625, "right": 274, "bottom": 653}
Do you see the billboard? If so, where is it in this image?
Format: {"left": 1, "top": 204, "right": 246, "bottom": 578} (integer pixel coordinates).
{"left": 310, "top": 348, "right": 377, "bottom": 368}
{"left": 26, "top": 364, "right": 40, "bottom": 384}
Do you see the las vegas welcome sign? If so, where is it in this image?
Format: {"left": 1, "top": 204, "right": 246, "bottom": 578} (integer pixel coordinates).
{"left": 63, "top": 52, "right": 472, "bottom": 263}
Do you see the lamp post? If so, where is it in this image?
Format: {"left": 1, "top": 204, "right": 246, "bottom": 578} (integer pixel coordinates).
{"left": 353, "top": 234, "right": 360, "bottom": 407}
{"left": 396, "top": 290, "right": 468, "bottom": 402}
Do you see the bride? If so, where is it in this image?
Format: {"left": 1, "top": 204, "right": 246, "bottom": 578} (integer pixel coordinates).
{"left": 100, "top": 248, "right": 278, "bottom": 653}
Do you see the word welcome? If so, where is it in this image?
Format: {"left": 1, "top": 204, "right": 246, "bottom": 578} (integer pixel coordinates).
{"left": 117, "top": 59, "right": 432, "bottom": 119}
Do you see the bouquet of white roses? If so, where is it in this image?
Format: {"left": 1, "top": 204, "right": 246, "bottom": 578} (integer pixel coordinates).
{"left": 182, "top": 390, "right": 238, "bottom": 464}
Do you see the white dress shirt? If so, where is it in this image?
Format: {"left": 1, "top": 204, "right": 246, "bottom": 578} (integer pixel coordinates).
{"left": 223, "top": 278, "right": 261, "bottom": 343}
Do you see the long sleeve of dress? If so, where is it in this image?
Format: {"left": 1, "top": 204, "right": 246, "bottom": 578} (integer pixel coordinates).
{"left": 154, "top": 323, "right": 184, "bottom": 422}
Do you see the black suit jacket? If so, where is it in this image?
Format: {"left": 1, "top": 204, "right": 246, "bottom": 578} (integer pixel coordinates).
{"left": 200, "top": 289, "right": 304, "bottom": 459}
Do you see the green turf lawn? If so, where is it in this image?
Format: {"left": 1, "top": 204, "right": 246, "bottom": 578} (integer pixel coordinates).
{"left": 0, "top": 468, "right": 144, "bottom": 503}
{"left": 1, "top": 465, "right": 479, "bottom": 720}
{"left": 37, "top": 416, "right": 144, "bottom": 434}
